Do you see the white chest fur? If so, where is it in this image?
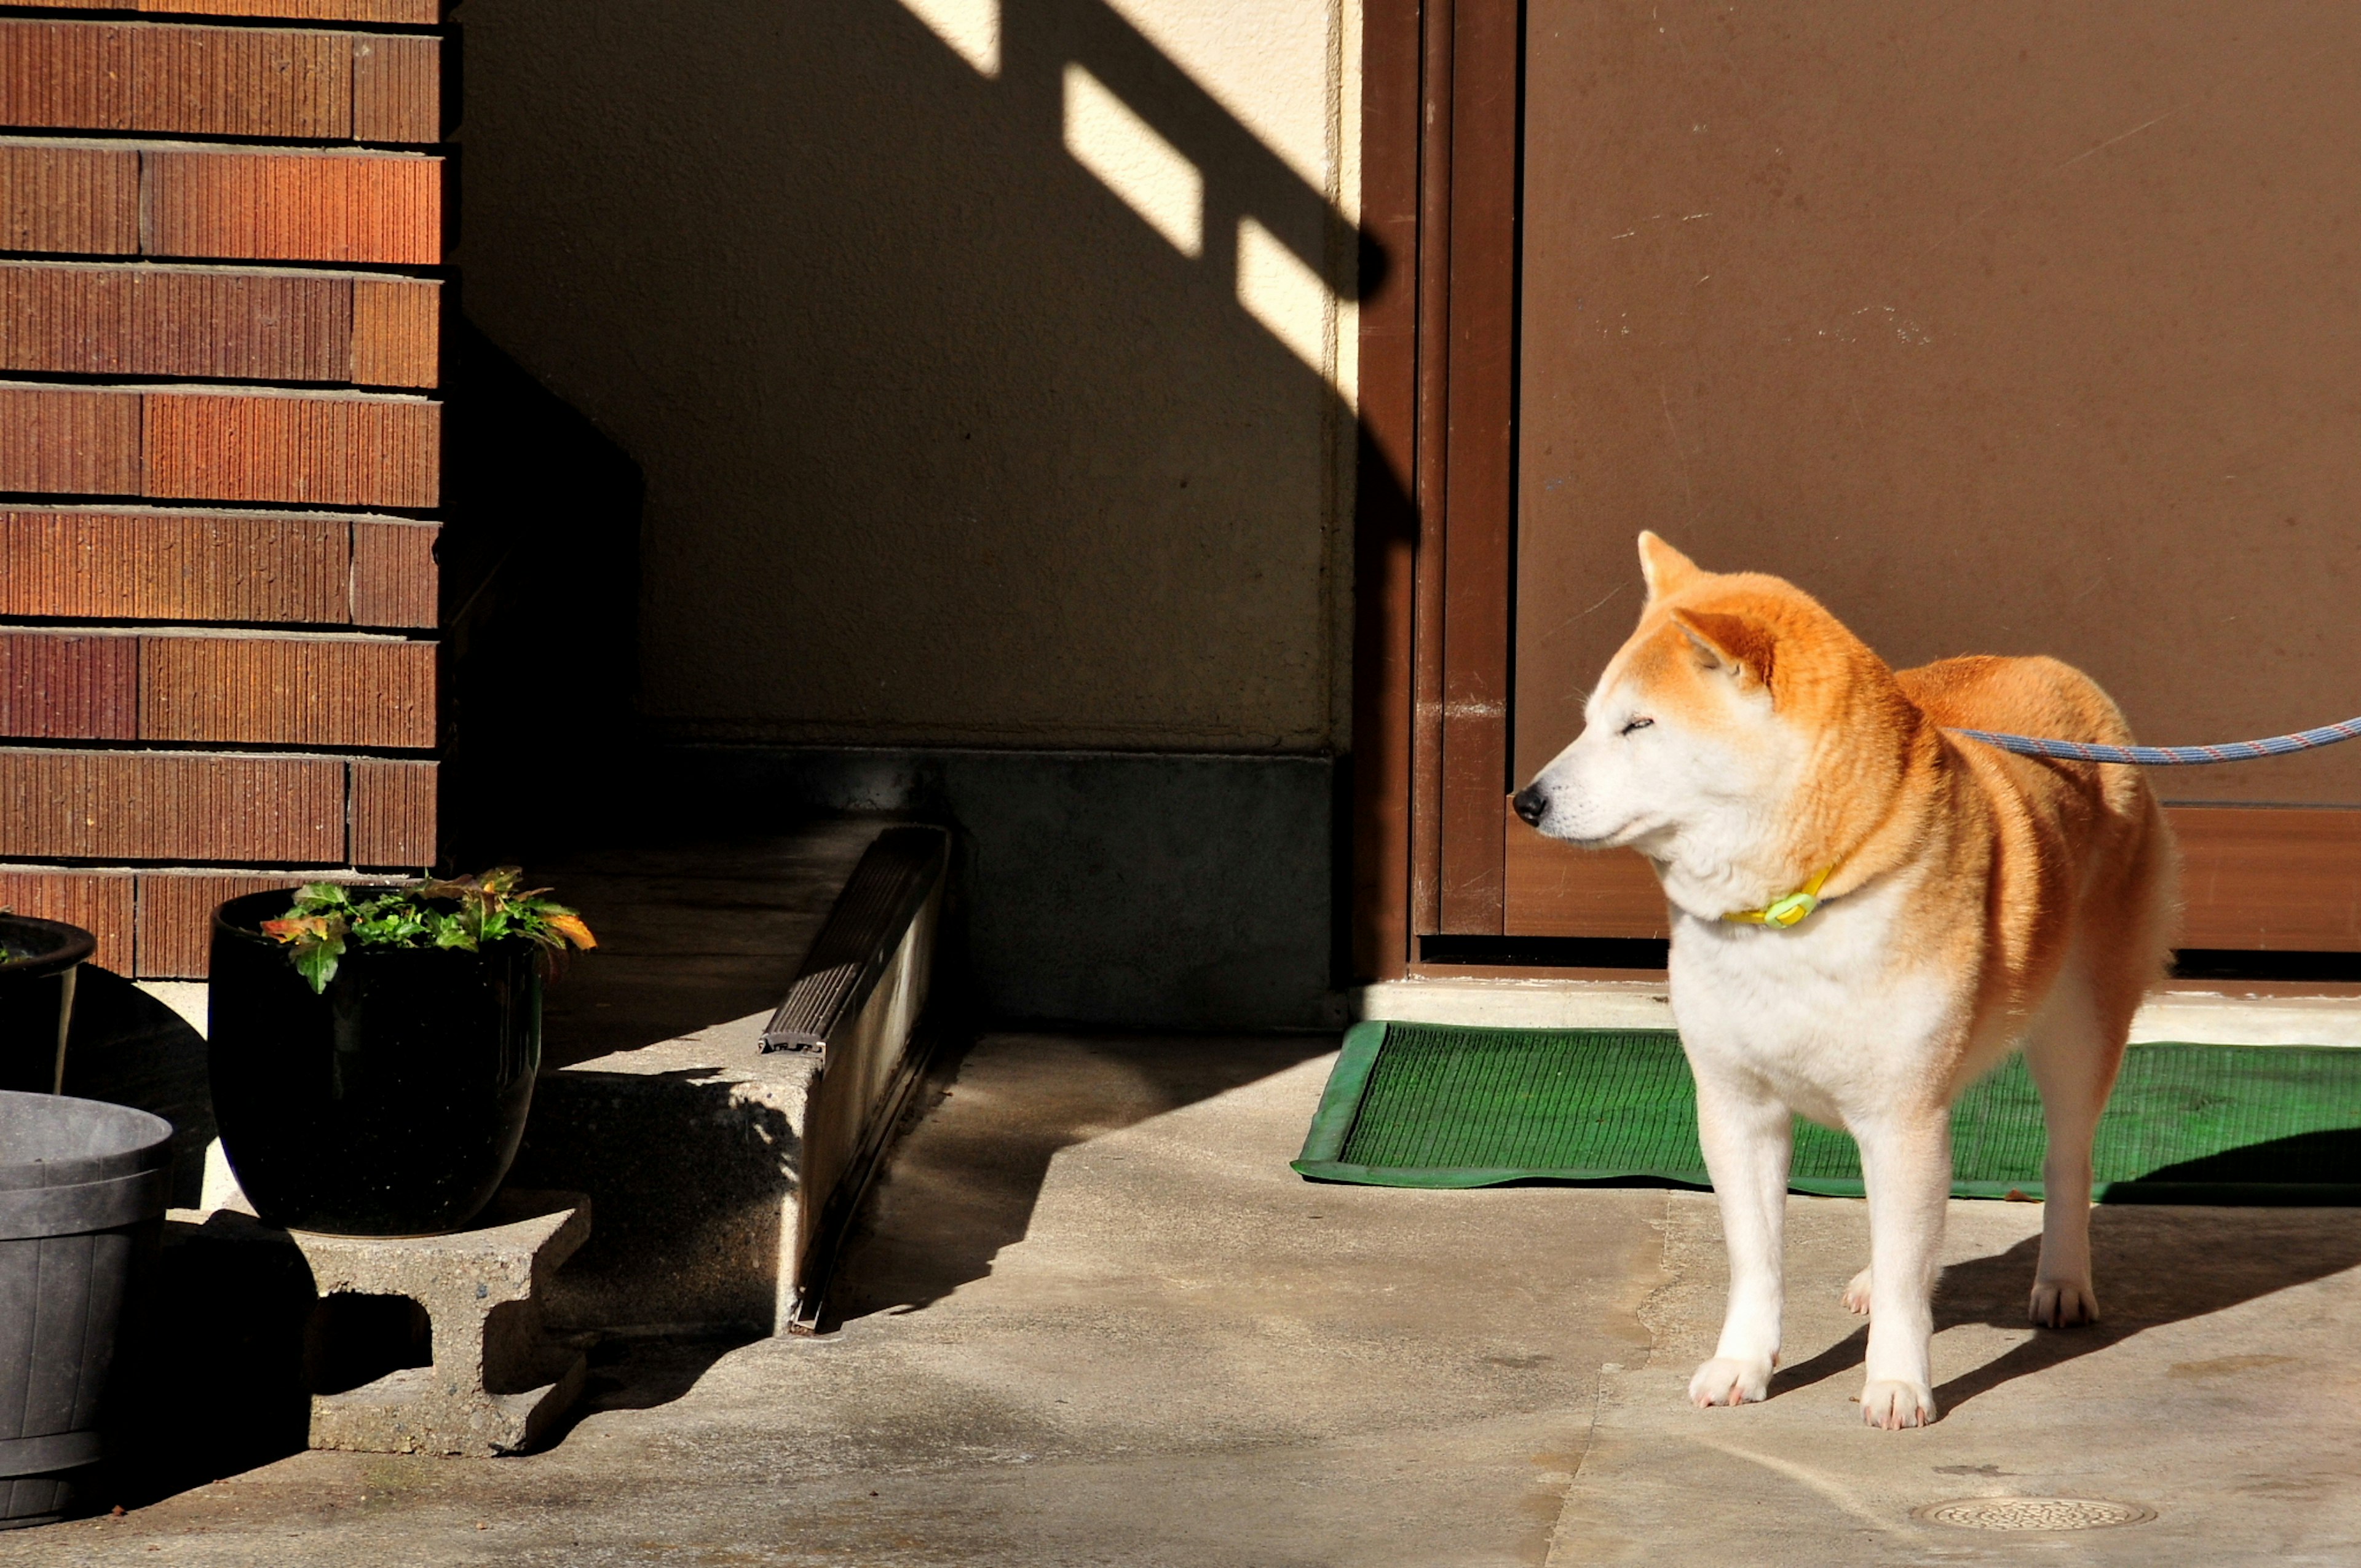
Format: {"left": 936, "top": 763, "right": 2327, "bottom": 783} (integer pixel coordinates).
{"left": 1666, "top": 876, "right": 1975, "bottom": 1129}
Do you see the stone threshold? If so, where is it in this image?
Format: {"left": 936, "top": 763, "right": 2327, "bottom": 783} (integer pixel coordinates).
{"left": 1361, "top": 977, "right": 2361, "bottom": 1047}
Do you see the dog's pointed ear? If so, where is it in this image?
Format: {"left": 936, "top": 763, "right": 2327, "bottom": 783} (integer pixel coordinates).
{"left": 1638, "top": 532, "right": 1701, "bottom": 603}
{"left": 1671, "top": 608, "right": 1777, "bottom": 695}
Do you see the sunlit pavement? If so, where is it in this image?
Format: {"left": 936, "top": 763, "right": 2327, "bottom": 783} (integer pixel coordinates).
{"left": 24, "top": 1034, "right": 2361, "bottom": 1566}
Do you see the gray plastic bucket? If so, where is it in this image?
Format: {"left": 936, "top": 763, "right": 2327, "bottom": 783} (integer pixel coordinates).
{"left": 0, "top": 1091, "right": 172, "bottom": 1527}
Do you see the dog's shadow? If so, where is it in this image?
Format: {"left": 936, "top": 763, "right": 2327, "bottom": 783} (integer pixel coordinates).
{"left": 1769, "top": 1202, "right": 2361, "bottom": 1412}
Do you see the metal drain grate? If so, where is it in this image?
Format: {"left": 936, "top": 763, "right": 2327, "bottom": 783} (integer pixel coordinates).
{"left": 1913, "top": 1497, "right": 2156, "bottom": 1531}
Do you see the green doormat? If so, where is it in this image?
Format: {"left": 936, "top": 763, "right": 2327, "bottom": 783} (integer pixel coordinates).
{"left": 1294, "top": 1021, "right": 2361, "bottom": 1203}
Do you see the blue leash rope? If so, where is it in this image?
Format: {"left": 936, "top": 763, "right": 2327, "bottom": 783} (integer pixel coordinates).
{"left": 1949, "top": 716, "right": 2361, "bottom": 766}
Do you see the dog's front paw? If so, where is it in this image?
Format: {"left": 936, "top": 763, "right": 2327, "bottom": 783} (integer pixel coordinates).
{"left": 1688, "top": 1356, "right": 1772, "bottom": 1409}
{"left": 1859, "top": 1379, "right": 1937, "bottom": 1430}
{"left": 1841, "top": 1266, "right": 1873, "bottom": 1315}
{"left": 2029, "top": 1278, "right": 2100, "bottom": 1328}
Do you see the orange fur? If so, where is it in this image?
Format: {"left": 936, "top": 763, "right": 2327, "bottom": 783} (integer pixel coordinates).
{"left": 1524, "top": 534, "right": 2183, "bottom": 1423}
{"left": 1617, "top": 548, "right": 2177, "bottom": 1099}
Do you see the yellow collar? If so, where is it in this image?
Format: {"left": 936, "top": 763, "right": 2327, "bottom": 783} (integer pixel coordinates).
{"left": 1723, "top": 865, "right": 1837, "bottom": 929}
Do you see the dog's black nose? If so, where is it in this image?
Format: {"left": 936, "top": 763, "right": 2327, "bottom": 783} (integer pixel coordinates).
{"left": 1512, "top": 784, "right": 1548, "bottom": 826}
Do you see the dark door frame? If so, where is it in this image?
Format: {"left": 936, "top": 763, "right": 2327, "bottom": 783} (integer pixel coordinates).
{"left": 1353, "top": 0, "right": 1532, "bottom": 983}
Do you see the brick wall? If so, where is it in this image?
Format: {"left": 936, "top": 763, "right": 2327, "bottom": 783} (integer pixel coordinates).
{"left": 0, "top": 0, "right": 448, "bottom": 977}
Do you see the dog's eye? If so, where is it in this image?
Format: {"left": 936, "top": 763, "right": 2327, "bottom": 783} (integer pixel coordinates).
{"left": 1621, "top": 717, "right": 1655, "bottom": 736}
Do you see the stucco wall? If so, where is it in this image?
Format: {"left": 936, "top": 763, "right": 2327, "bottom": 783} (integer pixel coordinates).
{"left": 456, "top": 0, "right": 1360, "bottom": 754}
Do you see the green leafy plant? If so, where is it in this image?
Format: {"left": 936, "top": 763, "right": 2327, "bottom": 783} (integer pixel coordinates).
{"left": 261, "top": 868, "right": 597, "bottom": 994}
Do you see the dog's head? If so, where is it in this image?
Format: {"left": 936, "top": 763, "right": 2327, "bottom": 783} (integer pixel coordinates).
{"left": 1513, "top": 534, "right": 1899, "bottom": 869}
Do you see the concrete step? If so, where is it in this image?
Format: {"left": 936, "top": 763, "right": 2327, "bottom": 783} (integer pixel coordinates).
{"left": 511, "top": 818, "right": 954, "bottom": 1337}
{"left": 1360, "top": 976, "right": 2361, "bottom": 1045}
{"left": 169, "top": 1189, "right": 594, "bottom": 1458}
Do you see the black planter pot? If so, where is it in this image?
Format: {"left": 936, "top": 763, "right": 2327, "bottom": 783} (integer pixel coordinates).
{"left": 0, "top": 917, "right": 95, "bottom": 1096}
{"left": 207, "top": 890, "right": 542, "bottom": 1236}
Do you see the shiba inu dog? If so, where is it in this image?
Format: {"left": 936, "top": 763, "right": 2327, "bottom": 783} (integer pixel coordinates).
{"left": 1512, "top": 534, "right": 2177, "bottom": 1429}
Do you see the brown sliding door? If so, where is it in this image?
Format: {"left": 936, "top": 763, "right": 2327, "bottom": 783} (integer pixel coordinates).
{"left": 1361, "top": 1, "right": 2361, "bottom": 972}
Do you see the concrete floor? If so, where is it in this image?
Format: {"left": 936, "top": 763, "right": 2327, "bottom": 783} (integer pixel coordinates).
{"left": 1568, "top": 1194, "right": 2361, "bottom": 1565}
{"left": 21, "top": 1033, "right": 2361, "bottom": 1564}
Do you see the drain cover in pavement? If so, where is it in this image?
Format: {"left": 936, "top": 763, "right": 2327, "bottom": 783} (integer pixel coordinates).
{"left": 1913, "top": 1497, "right": 2156, "bottom": 1531}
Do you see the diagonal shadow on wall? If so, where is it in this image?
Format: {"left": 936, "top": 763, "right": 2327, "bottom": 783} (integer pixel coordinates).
{"left": 458, "top": 0, "right": 1391, "bottom": 748}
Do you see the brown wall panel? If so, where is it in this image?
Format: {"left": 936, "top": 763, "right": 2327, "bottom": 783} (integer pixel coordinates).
{"left": 0, "top": 629, "right": 433, "bottom": 746}
{"left": 0, "top": 868, "right": 131, "bottom": 972}
{"left": 140, "top": 633, "right": 433, "bottom": 747}
{"left": 1514, "top": 6, "right": 2361, "bottom": 809}
{"left": 0, "top": 21, "right": 132, "bottom": 130}
{"left": 350, "top": 756, "right": 432, "bottom": 867}
{"left": 121, "top": 266, "right": 352, "bottom": 381}
{"left": 0, "top": 263, "right": 357, "bottom": 381}
{"left": 133, "top": 22, "right": 347, "bottom": 139}
{"left": 0, "top": 261, "right": 135, "bottom": 374}
{"left": 0, "top": 748, "right": 346, "bottom": 861}
{"left": 0, "top": 384, "right": 140, "bottom": 494}
{"left": 0, "top": 22, "right": 441, "bottom": 143}
{"left": 1503, "top": 810, "right": 1669, "bottom": 940}
{"left": 348, "top": 274, "right": 435, "bottom": 386}
{"left": 143, "top": 390, "right": 438, "bottom": 507}
{"left": 349, "top": 31, "right": 437, "bottom": 144}
{"left": 2174, "top": 806, "right": 2361, "bottom": 953}
{"left": 0, "top": 631, "right": 136, "bottom": 740}
{"left": 1504, "top": 801, "right": 2361, "bottom": 955}
{"left": 134, "top": 2, "right": 443, "bottom": 23}
{"left": 0, "top": 3, "right": 443, "bottom": 23}
{"left": 133, "top": 869, "right": 314, "bottom": 978}
{"left": 0, "top": 141, "right": 136, "bottom": 253}
{"left": 143, "top": 146, "right": 441, "bottom": 264}
{"left": 0, "top": 384, "right": 438, "bottom": 504}
{"left": 349, "top": 518, "right": 436, "bottom": 626}
{"left": 0, "top": 22, "right": 348, "bottom": 139}
{"left": 0, "top": 508, "right": 352, "bottom": 622}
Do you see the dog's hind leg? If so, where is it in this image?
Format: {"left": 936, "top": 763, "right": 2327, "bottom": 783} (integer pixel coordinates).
{"left": 1687, "top": 1071, "right": 1792, "bottom": 1409}
{"left": 2024, "top": 776, "right": 2173, "bottom": 1328}
{"left": 2021, "top": 960, "right": 2132, "bottom": 1328}
{"left": 1855, "top": 1106, "right": 1952, "bottom": 1428}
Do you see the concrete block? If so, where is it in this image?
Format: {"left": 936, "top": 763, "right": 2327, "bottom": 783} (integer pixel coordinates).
{"left": 296, "top": 1190, "right": 590, "bottom": 1457}
{"left": 170, "top": 1189, "right": 591, "bottom": 1458}
{"left": 516, "top": 1015, "right": 817, "bottom": 1337}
